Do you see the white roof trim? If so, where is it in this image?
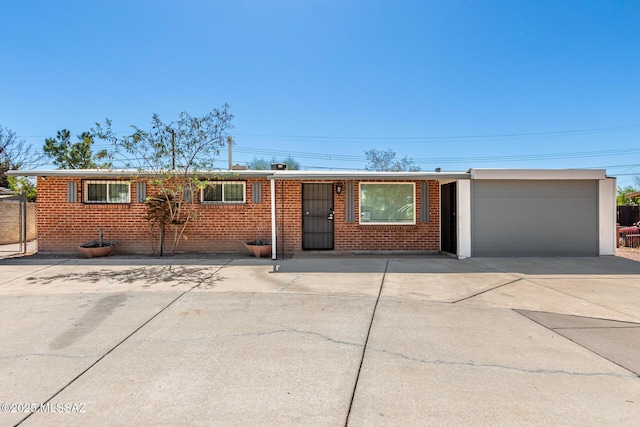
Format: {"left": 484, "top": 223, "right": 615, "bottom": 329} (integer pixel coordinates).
{"left": 6, "top": 168, "right": 608, "bottom": 181}
{"left": 469, "top": 168, "right": 607, "bottom": 180}
{"left": 5, "top": 168, "right": 470, "bottom": 180}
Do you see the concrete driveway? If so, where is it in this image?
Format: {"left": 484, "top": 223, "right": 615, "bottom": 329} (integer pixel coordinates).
{"left": 0, "top": 255, "right": 639, "bottom": 426}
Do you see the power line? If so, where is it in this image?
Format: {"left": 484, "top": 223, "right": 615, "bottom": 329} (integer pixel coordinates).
{"left": 234, "top": 123, "right": 640, "bottom": 142}
{"left": 233, "top": 146, "right": 640, "bottom": 164}
{"left": 20, "top": 123, "right": 640, "bottom": 143}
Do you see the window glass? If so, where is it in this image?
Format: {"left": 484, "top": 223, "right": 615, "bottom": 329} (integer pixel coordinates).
{"left": 85, "top": 181, "right": 130, "bottom": 203}
{"left": 224, "top": 183, "right": 244, "bottom": 202}
{"left": 109, "top": 183, "right": 129, "bottom": 203}
{"left": 87, "top": 183, "right": 107, "bottom": 202}
{"left": 203, "top": 184, "right": 223, "bottom": 202}
{"left": 202, "top": 181, "right": 245, "bottom": 203}
{"left": 359, "top": 183, "right": 415, "bottom": 224}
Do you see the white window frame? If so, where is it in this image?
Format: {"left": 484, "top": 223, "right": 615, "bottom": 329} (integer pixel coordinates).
{"left": 84, "top": 180, "right": 131, "bottom": 204}
{"left": 359, "top": 182, "right": 416, "bottom": 225}
{"left": 201, "top": 181, "right": 246, "bottom": 204}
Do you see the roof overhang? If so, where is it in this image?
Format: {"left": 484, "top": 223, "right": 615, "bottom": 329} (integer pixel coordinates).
{"left": 7, "top": 168, "right": 609, "bottom": 181}
{"left": 469, "top": 168, "right": 607, "bottom": 180}
{"left": 5, "top": 168, "right": 470, "bottom": 180}
{"left": 4, "top": 169, "right": 276, "bottom": 179}
{"left": 267, "top": 170, "right": 470, "bottom": 180}
{"left": 625, "top": 191, "right": 640, "bottom": 199}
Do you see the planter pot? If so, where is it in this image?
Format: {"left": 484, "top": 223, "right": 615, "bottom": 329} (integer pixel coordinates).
{"left": 79, "top": 244, "right": 115, "bottom": 258}
{"left": 244, "top": 242, "right": 272, "bottom": 258}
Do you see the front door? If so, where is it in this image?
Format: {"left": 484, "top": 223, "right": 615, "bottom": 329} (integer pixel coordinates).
{"left": 302, "top": 183, "right": 334, "bottom": 250}
{"left": 440, "top": 182, "right": 457, "bottom": 254}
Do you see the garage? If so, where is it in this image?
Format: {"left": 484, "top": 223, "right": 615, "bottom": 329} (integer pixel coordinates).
{"left": 471, "top": 179, "right": 599, "bottom": 256}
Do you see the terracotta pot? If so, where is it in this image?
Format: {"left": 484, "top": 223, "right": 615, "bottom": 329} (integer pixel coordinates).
{"left": 78, "top": 244, "right": 114, "bottom": 258}
{"left": 244, "top": 242, "right": 272, "bottom": 258}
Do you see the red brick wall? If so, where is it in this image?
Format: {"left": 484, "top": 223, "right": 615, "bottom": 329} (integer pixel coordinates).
{"left": 36, "top": 176, "right": 273, "bottom": 255}
{"left": 36, "top": 176, "right": 441, "bottom": 255}
{"left": 334, "top": 180, "right": 440, "bottom": 252}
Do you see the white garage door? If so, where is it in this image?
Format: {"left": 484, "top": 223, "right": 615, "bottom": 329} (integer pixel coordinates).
{"left": 471, "top": 180, "right": 598, "bottom": 256}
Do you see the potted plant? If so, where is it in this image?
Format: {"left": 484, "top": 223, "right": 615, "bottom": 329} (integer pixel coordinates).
{"left": 244, "top": 230, "right": 272, "bottom": 258}
{"left": 79, "top": 228, "right": 115, "bottom": 258}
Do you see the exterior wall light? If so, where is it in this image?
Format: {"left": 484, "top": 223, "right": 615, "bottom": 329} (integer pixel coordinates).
{"left": 336, "top": 184, "right": 343, "bottom": 195}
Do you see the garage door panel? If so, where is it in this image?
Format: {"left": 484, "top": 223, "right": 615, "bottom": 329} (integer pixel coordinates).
{"left": 472, "top": 180, "right": 598, "bottom": 256}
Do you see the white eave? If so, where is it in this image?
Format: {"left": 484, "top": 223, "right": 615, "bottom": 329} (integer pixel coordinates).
{"left": 6, "top": 168, "right": 608, "bottom": 181}
{"left": 5, "top": 168, "right": 470, "bottom": 180}
{"left": 469, "top": 168, "right": 607, "bottom": 180}
{"left": 4, "top": 169, "right": 276, "bottom": 178}
{"left": 268, "top": 170, "right": 470, "bottom": 180}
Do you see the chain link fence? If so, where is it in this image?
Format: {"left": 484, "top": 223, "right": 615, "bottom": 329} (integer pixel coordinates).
{"left": 0, "top": 195, "right": 37, "bottom": 257}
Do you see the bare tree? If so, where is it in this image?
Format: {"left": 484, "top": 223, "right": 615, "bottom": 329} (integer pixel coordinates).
{"left": 364, "top": 149, "right": 421, "bottom": 172}
{"left": 94, "top": 105, "right": 234, "bottom": 255}
{"left": 0, "top": 125, "right": 45, "bottom": 188}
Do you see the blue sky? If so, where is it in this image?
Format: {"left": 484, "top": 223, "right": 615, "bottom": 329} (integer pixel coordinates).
{"left": 2, "top": 1, "right": 639, "bottom": 187}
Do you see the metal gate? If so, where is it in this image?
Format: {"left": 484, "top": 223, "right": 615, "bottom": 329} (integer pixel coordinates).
{"left": 302, "top": 183, "right": 334, "bottom": 250}
{"left": 0, "top": 195, "right": 36, "bottom": 256}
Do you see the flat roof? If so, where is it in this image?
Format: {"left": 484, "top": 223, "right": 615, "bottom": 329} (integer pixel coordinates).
{"left": 469, "top": 168, "right": 607, "bottom": 180}
{"left": 6, "top": 168, "right": 608, "bottom": 181}
{"left": 5, "top": 168, "right": 470, "bottom": 180}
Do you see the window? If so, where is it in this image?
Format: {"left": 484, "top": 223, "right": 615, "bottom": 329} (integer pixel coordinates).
{"left": 84, "top": 181, "right": 131, "bottom": 203}
{"left": 359, "top": 183, "right": 415, "bottom": 224}
{"left": 201, "top": 181, "right": 246, "bottom": 203}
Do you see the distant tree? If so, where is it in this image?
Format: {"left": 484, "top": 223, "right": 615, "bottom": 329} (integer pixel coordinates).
{"left": 0, "top": 125, "right": 45, "bottom": 188}
{"left": 7, "top": 176, "right": 37, "bottom": 201}
{"left": 364, "top": 149, "right": 420, "bottom": 172}
{"left": 617, "top": 185, "right": 640, "bottom": 206}
{"left": 249, "top": 156, "right": 300, "bottom": 170}
{"left": 43, "top": 129, "right": 109, "bottom": 169}
{"left": 248, "top": 158, "right": 270, "bottom": 170}
{"left": 94, "top": 104, "right": 234, "bottom": 255}
{"left": 283, "top": 156, "right": 301, "bottom": 170}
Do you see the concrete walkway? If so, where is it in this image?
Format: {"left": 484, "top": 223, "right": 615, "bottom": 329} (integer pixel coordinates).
{"left": 0, "top": 255, "right": 639, "bottom": 426}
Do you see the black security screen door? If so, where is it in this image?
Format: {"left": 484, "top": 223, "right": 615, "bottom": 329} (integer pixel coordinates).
{"left": 302, "top": 183, "right": 334, "bottom": 250}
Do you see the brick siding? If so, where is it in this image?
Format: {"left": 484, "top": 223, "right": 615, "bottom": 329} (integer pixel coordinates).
{"left": 36, "top": 176, "right": 441, "bottom": 255}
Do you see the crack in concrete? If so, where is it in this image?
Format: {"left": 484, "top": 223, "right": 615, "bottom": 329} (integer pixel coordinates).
{"left": 276, "top": 274, "right": 302, "bottom": 293}
{"left": 452, "top": 277, "right": 523, "bottom": 303}
{"left": 368, "top": 347, "right": 637, "bottom": 378}
{"left": 14, "top": 261, "right": 229, "bottom": 426}
{"left": 243, "top": 293, "right": 362, "bottom": 348}
{"left": 152, "top": 329, "right": 292, "bottom": 342}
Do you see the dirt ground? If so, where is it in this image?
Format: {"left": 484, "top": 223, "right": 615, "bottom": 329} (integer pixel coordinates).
{"left": 616, "top": 246, "right": 640, "bottom": 263}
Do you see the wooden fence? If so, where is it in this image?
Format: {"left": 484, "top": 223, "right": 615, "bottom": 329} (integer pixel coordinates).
{"left": 617, "top": 205, "right": 640, "bottom": 226}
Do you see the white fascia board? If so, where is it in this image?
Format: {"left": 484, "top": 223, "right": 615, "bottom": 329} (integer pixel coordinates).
{"left": 8, "top": 168, "right": 471, "bottom": 181}
{"left": 270, "top": 170, "right": 470, "bottom": 180}
{"left": 470, "top": 169, "right": 606, "bottom": 180}
{"left": 5, "top": 169, "right": 141, "bottom": 177}
{"left": 5, "top": 169, "right": 276, "bottom": 178}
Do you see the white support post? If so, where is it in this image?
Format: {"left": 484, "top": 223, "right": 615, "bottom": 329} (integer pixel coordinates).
{"left": 270, "top": 178, "right": 277, "bottom": 260}
{"left": 599, "top": 177, "right": 617, "bottom": 256}
{"left": 457, "top": 180, "right": 472, "bottom": 259}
